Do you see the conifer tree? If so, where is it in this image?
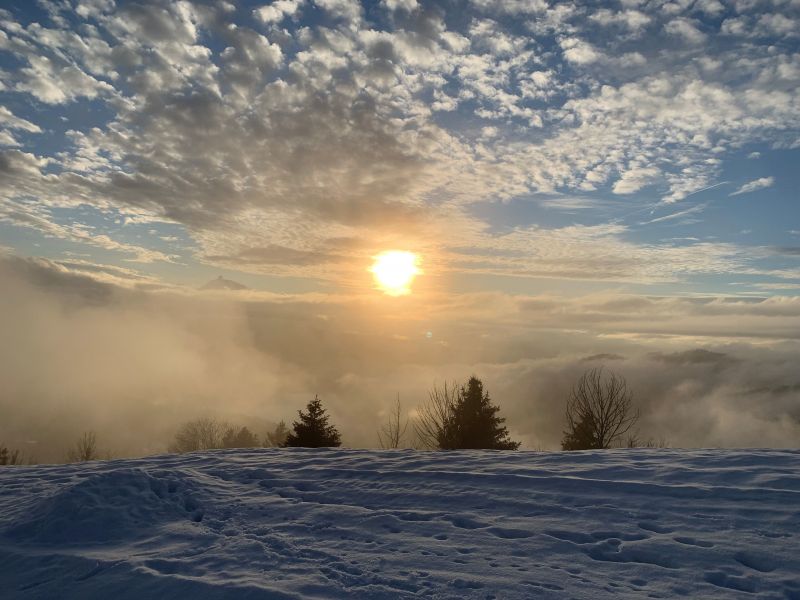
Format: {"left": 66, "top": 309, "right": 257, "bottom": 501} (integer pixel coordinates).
{"left": 222, "top": 426, "right": 260, "bottom": 448}
{"left": 439, "top": 377, "right": 519, "bottom": 450}
{"left": 264, "top": 421, "right": 289, "bottom": 447}
{"left": 284, "top": 396, "right": 342, "bottom": 448}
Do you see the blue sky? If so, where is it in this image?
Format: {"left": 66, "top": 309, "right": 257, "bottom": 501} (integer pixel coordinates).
{"left": 0, "top": 0, "right": 798, "bottom": 297}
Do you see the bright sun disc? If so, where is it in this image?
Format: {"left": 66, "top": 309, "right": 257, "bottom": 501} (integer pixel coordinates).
{"left": 370, "top": 251, "right": 420, "bottom": 296}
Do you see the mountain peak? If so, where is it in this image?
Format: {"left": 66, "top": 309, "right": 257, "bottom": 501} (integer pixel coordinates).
{"left": 200, "top": 275, "right": 248, "bottom": 291}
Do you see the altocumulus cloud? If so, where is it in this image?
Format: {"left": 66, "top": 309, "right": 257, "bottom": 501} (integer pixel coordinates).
{"left": 0, "top": 0, "right": 798, "bottom": 283}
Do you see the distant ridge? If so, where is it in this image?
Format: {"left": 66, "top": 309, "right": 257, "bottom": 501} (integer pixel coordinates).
{"left": 200, "top": 275, "right": 248, "bottom": 291}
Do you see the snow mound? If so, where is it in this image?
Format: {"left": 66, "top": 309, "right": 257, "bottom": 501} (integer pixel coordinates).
{"left": 5, "top": 468, "right": 202, "bottom": 544}
{"left": 1, "top": 448, "right": 799, "bottom": 599}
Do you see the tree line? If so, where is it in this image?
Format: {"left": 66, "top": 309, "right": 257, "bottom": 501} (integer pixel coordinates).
{"left": 377, "top": 368, "right": 651, "bottom": 451}
{"left": 163, "top": 367, "right": 649, "bottom": 452}
{"left": 0, "top": 367, "right": 661, "bottom": 465}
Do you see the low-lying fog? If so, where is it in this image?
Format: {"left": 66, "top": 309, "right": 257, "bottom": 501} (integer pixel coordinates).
{"left": 1, "top": 254, "right": 799, "bottom": 462}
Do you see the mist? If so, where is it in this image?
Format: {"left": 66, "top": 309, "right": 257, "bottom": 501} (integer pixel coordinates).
{"left": 1, "top": 253, "right": 799, "bottom": 462}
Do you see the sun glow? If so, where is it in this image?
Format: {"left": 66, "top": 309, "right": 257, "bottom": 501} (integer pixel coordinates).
{"left": 370, "top": 251, "right": 420, "bottom": 296}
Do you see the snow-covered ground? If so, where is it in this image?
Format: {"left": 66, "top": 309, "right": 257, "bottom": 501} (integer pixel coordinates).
{"left": 1, "top": 449, "right": 799, "bottom": 599}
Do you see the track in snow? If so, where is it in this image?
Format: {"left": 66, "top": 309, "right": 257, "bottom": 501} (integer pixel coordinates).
{"left": 1, "top": 448, "right": 799, "bottom": 599}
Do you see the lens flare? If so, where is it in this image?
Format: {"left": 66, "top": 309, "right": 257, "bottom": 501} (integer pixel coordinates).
{"left": 370, "top": 251, "right": 420, "bottom": 296}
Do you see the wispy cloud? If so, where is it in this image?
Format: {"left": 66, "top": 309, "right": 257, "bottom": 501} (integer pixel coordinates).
{"left": 640, "top": 203, "right": 707, "bottom": 225}
{"left": 730, "top": 177, "right": 775, "bottom": 196}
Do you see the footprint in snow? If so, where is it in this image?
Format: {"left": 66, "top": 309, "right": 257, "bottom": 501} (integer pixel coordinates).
{"left": 673, "top": 536, "right": 714, "bottom": 548}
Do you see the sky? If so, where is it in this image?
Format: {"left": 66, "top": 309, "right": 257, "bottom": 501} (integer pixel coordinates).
{"left": 0, "top": 0, "right": 799, "bottom": 456}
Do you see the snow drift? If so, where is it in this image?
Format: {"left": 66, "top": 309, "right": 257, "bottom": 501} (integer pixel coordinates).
{"left": 1, "top": 449, "right": 799, "bottom": 598}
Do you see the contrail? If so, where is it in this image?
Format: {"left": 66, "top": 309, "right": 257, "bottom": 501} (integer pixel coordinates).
{"left": 617, "top": 180, "right": 731, "bottom": 224}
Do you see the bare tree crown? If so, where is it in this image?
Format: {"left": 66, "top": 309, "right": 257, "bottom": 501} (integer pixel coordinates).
{"left": 413, "top": 382, "right": 458, "bottom": 450}
{"left": 378, "top": 395, "right": 409, "bottom": 449}
{"left": 563, "top": 368, "right": 640, "bottom": 450}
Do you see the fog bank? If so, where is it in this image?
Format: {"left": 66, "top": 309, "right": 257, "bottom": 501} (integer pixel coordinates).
{"left": 1, "top": 254, "right": 799, "bottom": 461}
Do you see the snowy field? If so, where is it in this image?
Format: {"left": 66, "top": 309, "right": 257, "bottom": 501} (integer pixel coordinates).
{"left": 1, "top": 448, "right": 799, "bottom": 599}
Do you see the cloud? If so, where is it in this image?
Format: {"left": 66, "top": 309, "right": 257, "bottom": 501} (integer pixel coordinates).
{"left": 560, "top": 37, "right": 602, "bottom": 64}
{"left": 730, "top": 176, "right": 775, "bottom": 196}
{"left": 589, "top": 9, "right": 651, "bottom": 34}
{"left": 612, "top": 166, "right": 660, "bottom": 195}
{"left": 0, "top": 0, "right": 797, "bottom": 289}
{"left": 772, "top": 247, "right": 800, "bottom": 256}
{"left": 664, "top": 18, "right": 707, "bottom": 44}
{"left": 203, "top": 241, "right": 356, "bottom": 269}
{"left": 15, "top": 55, "right": 114, "bottom": 104}
{"left": 253, "top": 0, "right": 304, "bottom": 24}
{"left": 649, "top": 348, "right": 737, "bottom": 366}
{"left": 0, "top": 106, "right": 42, "bottom": 134}
{"left": 382, "top": 0, "right": 419, "bottom": 12}
{"left": 0, "top": 199, "right": 175, "bottom": 263}
{"left": 2, "top": 253, "right": 799, "bottom": 459}
{"left": 581, "top": 353, "right": 625, "bottom": 362}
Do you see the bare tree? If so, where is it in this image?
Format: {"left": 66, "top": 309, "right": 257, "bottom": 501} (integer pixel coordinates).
{"left": 0, "top": 444, "right": 23, "bottom": 466}
{"left": 66, "top": 431, "right": 101, "bottom": 462}
{"left": 169, "top": 418, "right": 228, "bottom": 453}
{"left": 625, "top": 433, "right": 669, "bottom": 448}
{"left": 413, "top": 382, "right": 458, "bottom": 450}
{"left": 378, "top": 395, "right": 409, "bottom": 449}
{"left": 562, "top": 368, "right": 639, "bottom": 450}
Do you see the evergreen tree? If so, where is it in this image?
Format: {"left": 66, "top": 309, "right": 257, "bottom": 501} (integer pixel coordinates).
{"left": 265, "top": 421, "right": 289, "bottom": 447}
{"left": 439, "top": 377, "right": 519, "bottom": 450}
{"left": 561, "top": 414, "right": 597, "bottom": 450}
{"left": 284, "top": 396, "right": 342, "bottom": 448}
{"left": 222, "top": 426, "right": 260, "bottom": 448}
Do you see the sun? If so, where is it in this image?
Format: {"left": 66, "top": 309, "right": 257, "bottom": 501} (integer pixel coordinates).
{"left": 370, "top": 251, "right": 420, "bottom": 296}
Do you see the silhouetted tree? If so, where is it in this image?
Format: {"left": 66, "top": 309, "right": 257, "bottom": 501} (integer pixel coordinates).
{"left": 415, "top": 378, "right": 519, "bottom": 450}
{"left": 264, "top": 421, "right": 289, "bottom": 448}
{"left": 378, "top": 395, "right": 409, "bottom": 449}
{"left": 169, "top": 418, "right": 228, "bottom": 453}
{"left": 284, "top": 396, "right": 342, "bottom": 448}
{"left": 625, "top": 433, "right": 668, "bottom": 448}
{"left": 222, "top": 426, "right": 260, "bottom": 448}
{"left": 561, "top": 414, "right": 596, "bottom": 451}
{"left": 66, "top": 431, "right": 101, "bottom": 462}
{"left": 413, "top": 381, "right": 458, "bottom": 449}
{"left": 445, "top": 377, "right": 519, "bottom": 450}
{"left": 0, "top": 445, "right": 22, "bottom": 466}
{"left": 562, "top": 368, "right": 639, "bottom": 450}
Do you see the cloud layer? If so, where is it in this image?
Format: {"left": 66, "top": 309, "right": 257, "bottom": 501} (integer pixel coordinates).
{"left": 0, "top": 0, "right": 798, "bottom": 286}
{"left": 2, "top": 254, "right": 799, "bottom": 460}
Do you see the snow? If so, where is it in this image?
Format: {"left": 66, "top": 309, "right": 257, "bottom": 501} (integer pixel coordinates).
{"left": 1, "top": 448, "right": 799, "bottom": 599}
